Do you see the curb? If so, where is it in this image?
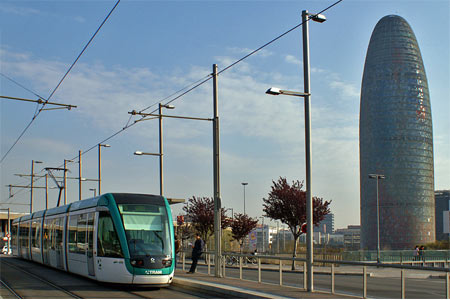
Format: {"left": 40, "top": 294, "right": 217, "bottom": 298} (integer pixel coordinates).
{"left": 173, "top": 277, "right": 285, "bottom": 299}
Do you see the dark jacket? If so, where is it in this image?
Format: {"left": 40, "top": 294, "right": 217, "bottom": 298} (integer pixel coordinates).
{"left": 192, "top": 238, "right": 204, "bottom": 258}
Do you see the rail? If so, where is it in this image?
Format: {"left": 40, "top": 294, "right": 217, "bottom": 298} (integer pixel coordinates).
{"left": 179, "top": 251, "right": 450, "bottom": 299}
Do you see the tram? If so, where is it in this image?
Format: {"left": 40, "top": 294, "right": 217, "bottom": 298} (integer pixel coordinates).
{"left": 10, "top": 193, "right": 175, "bottom": 285}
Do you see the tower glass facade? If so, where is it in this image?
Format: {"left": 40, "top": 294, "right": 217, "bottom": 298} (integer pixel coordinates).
{"left": 360, "top": 15, "right": 435, "bottom": 250}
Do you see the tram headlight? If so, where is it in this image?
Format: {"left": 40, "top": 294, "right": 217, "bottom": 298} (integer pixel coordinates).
{"left": 162, "top": 258, "right": 172, "bottom": 267}
{"left": 131, "top": 259, "right": 144, "bottom": 267}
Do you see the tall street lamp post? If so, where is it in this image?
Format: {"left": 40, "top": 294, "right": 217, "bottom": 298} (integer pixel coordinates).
{"left": 134, "top": 151, "right": 163, "bottom": 193}
{"left": 30, "top": 160, "right": 43, "bottom": 213}
{"left": 98, "top": 144, "right": 110, "bottom": 195}
{"left": 241, "top": 182, "right": 248, "bottom": 214}
{"left": 89, "top": 188, "right": 97, "bottom": 197}
{"left": 265, "top": 9, "right": 326, "bottom": 292}
{"left": 369, "top": 173, "right": 385, "bottom": 264}
{"left": 159, "top": 103, "right": 175, "bottom": 195}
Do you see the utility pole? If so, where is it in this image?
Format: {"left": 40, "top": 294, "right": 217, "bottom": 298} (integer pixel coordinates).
{"left": 30, "top": 160, "right": 42, "bottom": 214}
{"left": 213, "top": 64, "right": 222, "bottom": 277}
{"left": 45, "top": 174, "right": 48, "bottom": 210}
{"left": 98, "top": 144, "right": 110, "bottom": 195}
{"left": 63, "top": 160, "right": 71, "bottom": 205}
{"left": 78, "top": 150, "right": 82, "bottom": 201}
{"left": 159, "top": 104, "right": 164, "bottom": 196}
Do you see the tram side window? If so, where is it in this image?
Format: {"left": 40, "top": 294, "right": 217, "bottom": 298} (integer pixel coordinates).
{"left": 76, "top": 214, "right": 87, "bottom": 254}
{"left": 43, "top": 219, "right": 50, "bottom": 249}
{"left": 31, "top": 220, "right": 40, "bottom": 248}
{"left": 20, "top": 222, "right": 29, "bottom": 249}
{"left": 97, "top": 212, "right": 123, "bottom": 258}
{"left": 11, "top": 224, "right": 18, "bottom": 249}
{"left": 68, "top": 216, "right": 77, "bottom": 253}
{"left": 55, "top": 218, "right": 63, "bottom": 250}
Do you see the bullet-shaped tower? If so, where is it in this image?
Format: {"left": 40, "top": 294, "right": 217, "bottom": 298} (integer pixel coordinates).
{"left": 360, "top": 15, "right": 435, "bottom": 250}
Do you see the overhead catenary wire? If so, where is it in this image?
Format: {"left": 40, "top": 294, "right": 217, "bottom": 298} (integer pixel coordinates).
{"left": 0, "top": 0, "right": 121, "bottom": 165}
{"left": 3, "top": 0, "right": 343, "bottom": 205}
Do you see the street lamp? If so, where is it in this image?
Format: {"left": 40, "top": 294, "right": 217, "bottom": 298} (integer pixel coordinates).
{"left": 265, "top": 9, "right": 326, "bottom": 292}
{"left": 89, "top": 188, "right": 97, "bottom": 197}
{"left": 241, "top": 182, "right": 248, "bottom": 214}
{"left": 134, "top": 150, "right": 162, "bottom": 194}
{"left": 158, "top": 103, "right": 175, "bottom": 196}
{"left": 368, "top": 173, "right": 385, "bottom": 264}
{"left": 98, "top": 144, "right": 110, "bottom": 195}
{"left": 30, "top": 160, "right": 43, "bottom": 213}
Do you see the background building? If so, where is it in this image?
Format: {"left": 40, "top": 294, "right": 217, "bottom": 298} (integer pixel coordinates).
{"left": 335, "top": 225, "right": 361, "bottom": 250}
{"left": 360, "top": 15, "right": 435, "bottom": 250}
{"left": 314, "top": 213, "right": 334, "bottom": 234}
{"left": 435, "top": 190, "right": 450, "bottom": 241}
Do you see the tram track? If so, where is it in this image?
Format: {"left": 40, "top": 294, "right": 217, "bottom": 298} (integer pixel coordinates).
{"left": 1, "top": 258, "right": 83, "bottom": 299}
{"left": 1, "top": 257, "right": 232, "bottom": 298}
{"left": 1, "top": 278, "right": 22, "bottom": 299}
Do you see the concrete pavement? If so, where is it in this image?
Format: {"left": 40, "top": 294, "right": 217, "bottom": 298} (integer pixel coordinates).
{"left": 173, "top": 269, "right": 358, "bottom": 299}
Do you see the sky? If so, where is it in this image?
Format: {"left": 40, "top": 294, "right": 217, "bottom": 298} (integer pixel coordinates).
{"left": 1, "top": 0, "right": 449, "bottom": 230}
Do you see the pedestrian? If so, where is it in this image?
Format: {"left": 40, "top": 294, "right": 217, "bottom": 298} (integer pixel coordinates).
{"left": 174, "top": 235, "right": 181, "bottom": 268}
{"left": 419, "top": 245, "right": 425, "bottom": 261}
{"left": 187, "top": 233, "right": 203, "bottom": 274}
{"left": 414, "top": 245, "right": 419, "bottom": 261}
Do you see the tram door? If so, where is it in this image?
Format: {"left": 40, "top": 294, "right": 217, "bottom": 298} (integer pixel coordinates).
{"left": 87, "top": 213, "right": 95, "bottom": 276}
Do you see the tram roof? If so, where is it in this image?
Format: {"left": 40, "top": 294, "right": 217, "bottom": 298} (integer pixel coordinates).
{"left": 69, "top": 196, "right": 108, "bottom": 212}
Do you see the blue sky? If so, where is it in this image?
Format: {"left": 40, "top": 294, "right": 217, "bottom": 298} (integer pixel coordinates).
{"left": 1, "top": 0, "right": 449, "bottom": 229}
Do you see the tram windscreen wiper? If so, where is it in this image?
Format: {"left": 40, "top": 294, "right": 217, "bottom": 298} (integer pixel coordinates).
{"left": 154, "top": 231, "right": 164, "bottom": 249}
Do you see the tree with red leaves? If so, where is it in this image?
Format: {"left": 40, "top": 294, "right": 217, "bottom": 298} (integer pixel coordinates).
{"left": 231, "top": 213, "right": 258, "bottom": 253}
{"left": 263, "top": 177, "right": 331, "bottom": 270}
{"left": 182, "top": 196, "right": 232, "bottom": 245}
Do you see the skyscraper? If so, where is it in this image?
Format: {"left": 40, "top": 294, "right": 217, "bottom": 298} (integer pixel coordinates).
{"left": 360, "top": 15, "right": 435, "bottom": 250}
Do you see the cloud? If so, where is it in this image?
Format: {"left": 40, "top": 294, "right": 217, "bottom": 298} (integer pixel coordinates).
{"left": 227, "top": 47, "right": 273, "bottom": 58}
{"left": 285, "top": 54, "right": 301, "bottom": 66}
{"left": 73, "top": 16, "right": 86, "bottom": 23}
{"left": 0, "top": 5, "right": 40, "bottom": 16}
{"left": 329, "top": 80, "right": 360, "bottom": 99}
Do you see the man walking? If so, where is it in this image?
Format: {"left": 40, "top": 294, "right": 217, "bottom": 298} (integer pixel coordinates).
{"left": 187, "top": 233, "right": 203, "bottom": 274}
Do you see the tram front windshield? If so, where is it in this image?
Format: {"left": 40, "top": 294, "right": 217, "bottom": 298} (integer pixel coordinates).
{"left": 118, "top": 204, "right": 171, "bottom": 257}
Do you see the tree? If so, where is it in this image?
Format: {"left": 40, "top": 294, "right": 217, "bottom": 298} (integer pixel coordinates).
{"left": 231, "top": 213, "right": 258, "bottom": 253}
{"left": 182, "top": 196, "right": 232, "bottom": 246}
{"left": 263, "top": 177, "right": 331, "bottom": 270}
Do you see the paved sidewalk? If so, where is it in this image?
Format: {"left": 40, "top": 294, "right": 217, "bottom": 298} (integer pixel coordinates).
{"left": 173, "top": 269, "right": 358, "bottom": 299}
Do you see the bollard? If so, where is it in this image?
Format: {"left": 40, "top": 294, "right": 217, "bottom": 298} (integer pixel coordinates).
{"left": 303, "top": 261, "right": 307, "bottom": 290}
{"left": 223, "top": 256, "right": 226, "bottom": 278}
{"left": 182, "top": 252, "right": 185, "bottom": 271}
{"left": 401, "top": 269, "right": 405, "bottom": 299}
{"left": 363, "top": 266, "right": 367, "bottom": 299}
{"left": 331, "top": 264, "right": 335, "bottom": 294}
{"left": 279, "top": 259, "right": 283, "bottom": 286}
{"left": 258, "top": 257, "right": 261, "bottom": 283}
{"left": 208, "top": 253, "right": 211, "bottom": 275}
{"left": 239, "top": 256, "right": 243, "bottom": 280}
{"left": 446, "top": 272, "right": 449, "bottom": 299}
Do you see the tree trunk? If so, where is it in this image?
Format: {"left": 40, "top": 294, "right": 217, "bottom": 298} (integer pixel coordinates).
{"left": 291, "top": 236, "right": 298, "bottom": 270}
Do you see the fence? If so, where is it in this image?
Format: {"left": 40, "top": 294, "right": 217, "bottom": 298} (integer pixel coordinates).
{"left": 179, "top": 251, "right": 450, "bottom": 299}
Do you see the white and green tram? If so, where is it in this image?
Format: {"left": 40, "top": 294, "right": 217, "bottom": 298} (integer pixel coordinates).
{"left": 11, "top": 193, "right": 175, "bottom": 285}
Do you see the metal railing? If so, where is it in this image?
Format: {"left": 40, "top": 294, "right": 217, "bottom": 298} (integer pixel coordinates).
{"left": 179, "top": 251, "right": 450, "bottom": 299}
